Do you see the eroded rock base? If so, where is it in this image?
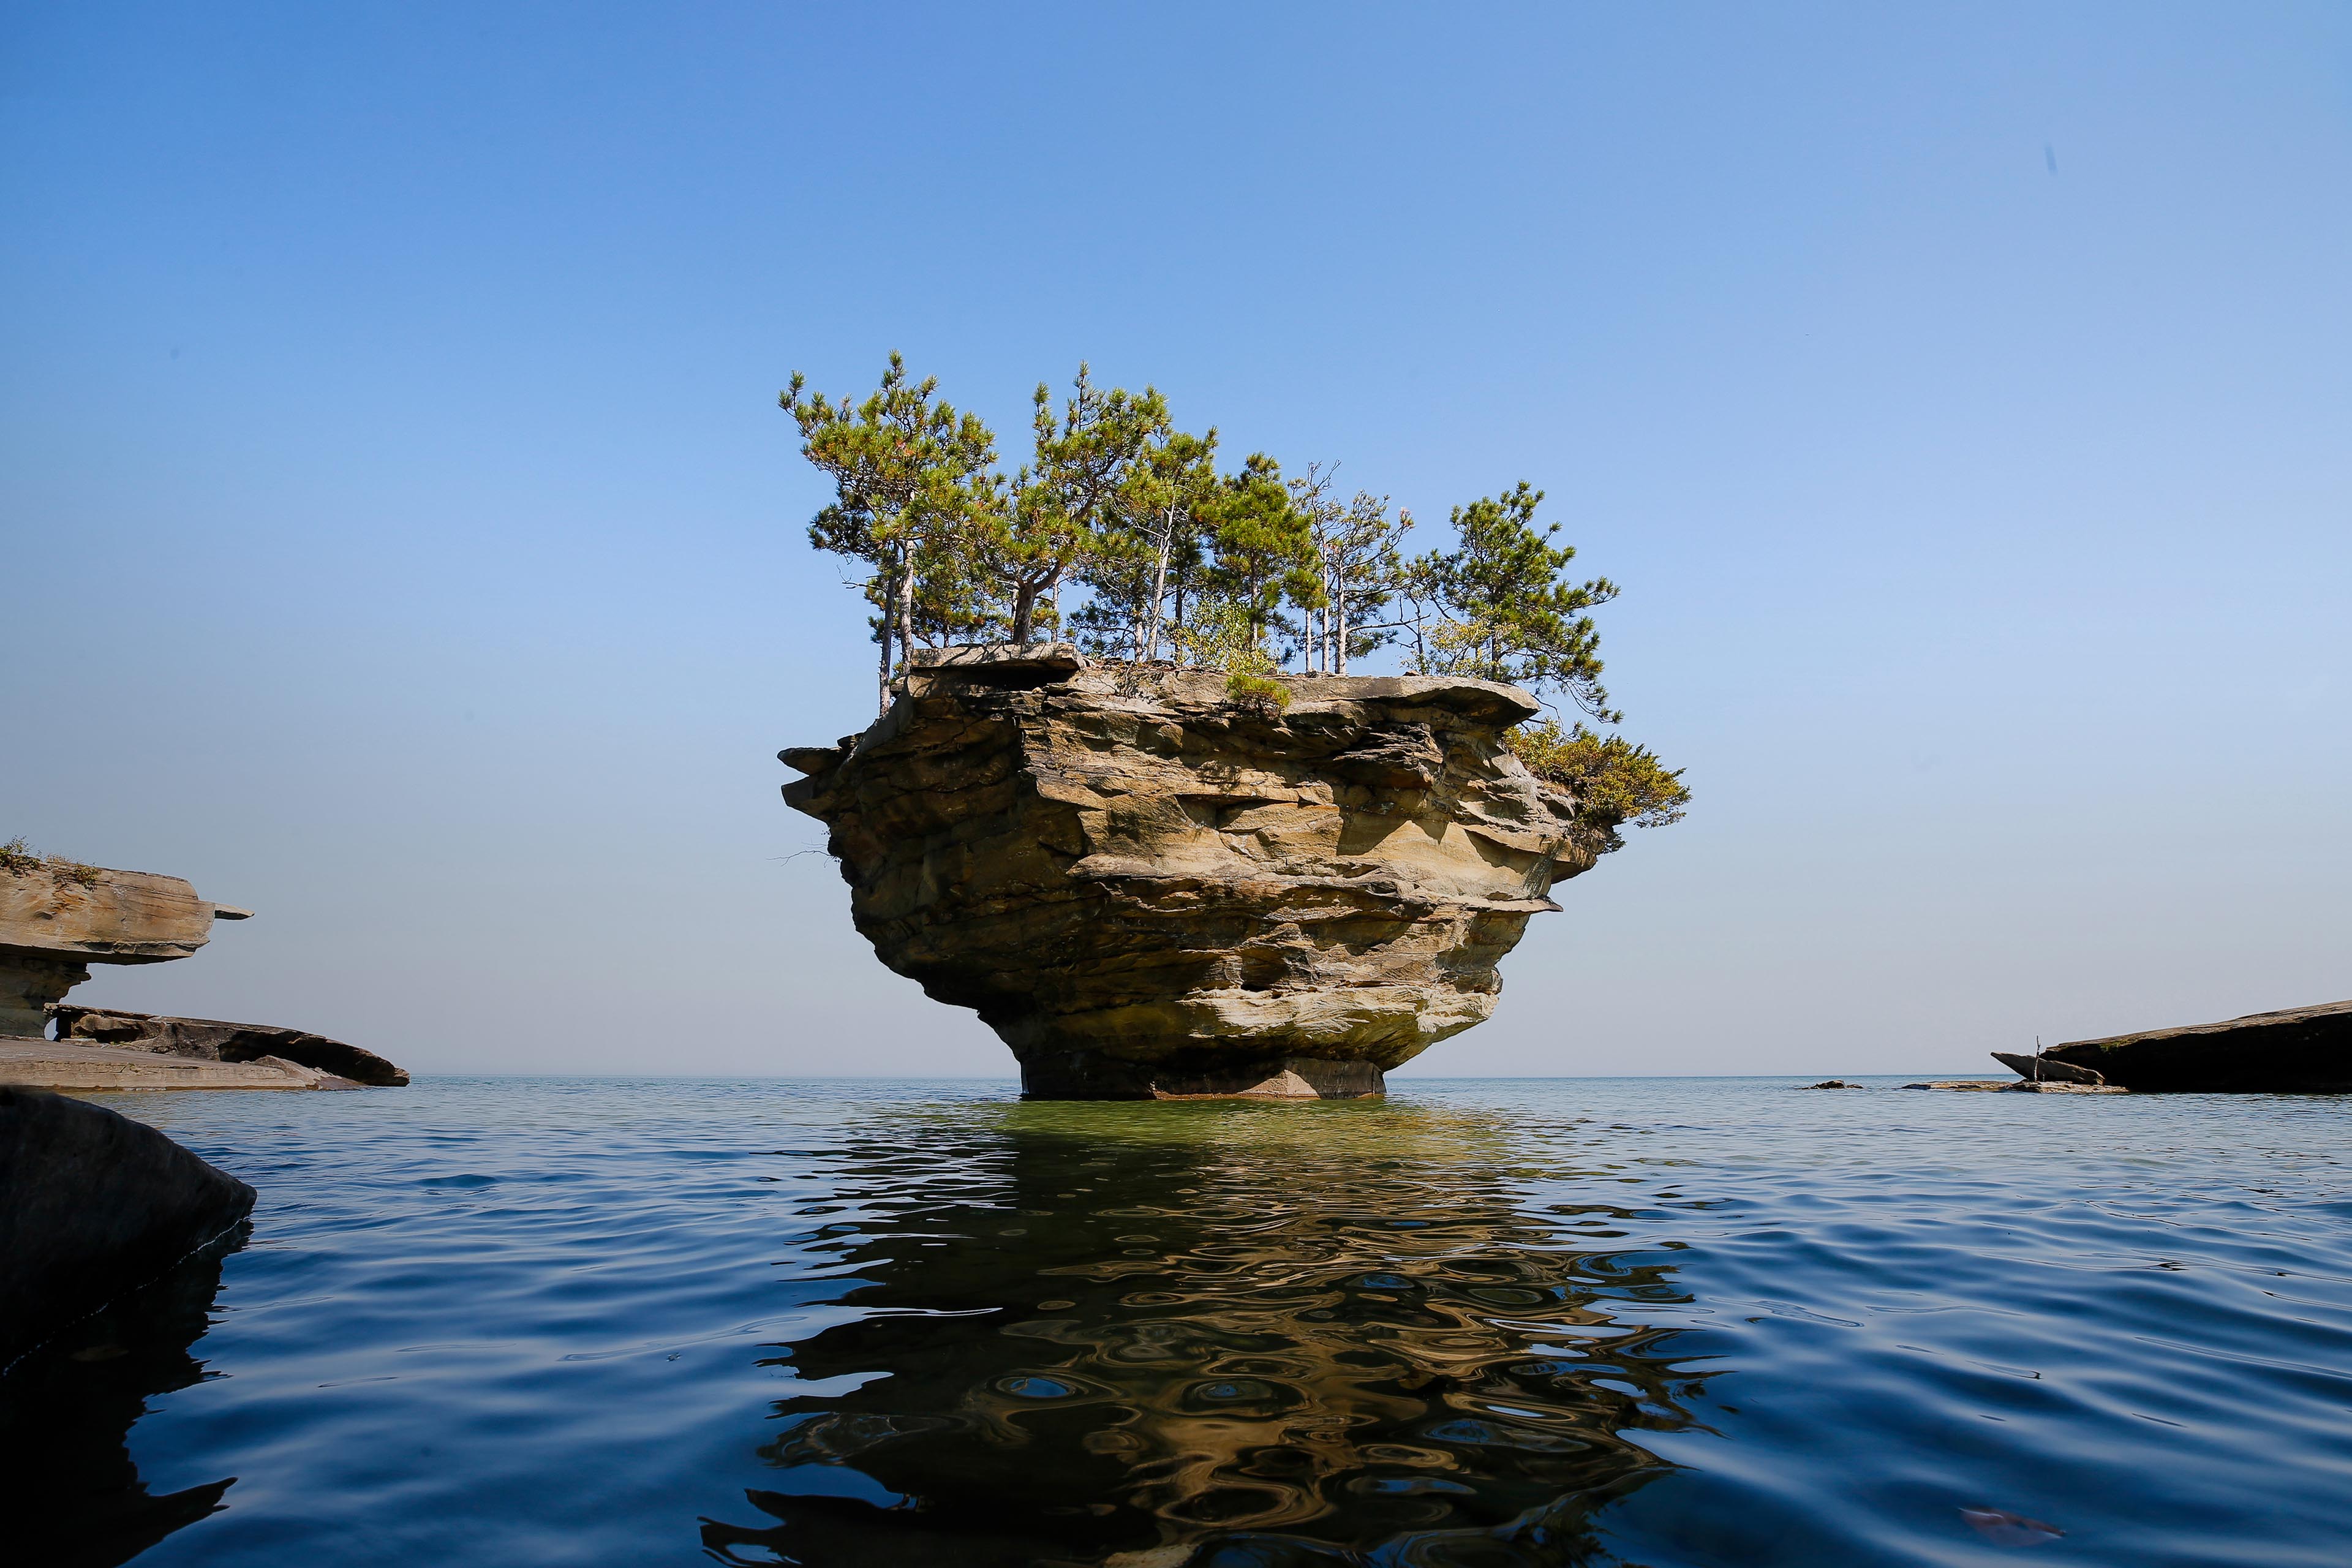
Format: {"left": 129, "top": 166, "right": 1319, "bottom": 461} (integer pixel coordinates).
{"left": 0, "top": 952, "right": 90, "bottom": 1041}
{"left": 1020, "top": 1051, "right": 1385, "bottom": 1101}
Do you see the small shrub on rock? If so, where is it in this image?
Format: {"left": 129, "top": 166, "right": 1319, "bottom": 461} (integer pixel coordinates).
{"left": 1224, "top": 672, "right": 1292, "bottom": 716}
{"left": 0, "top": 837, "right": 99, "bottom": 884}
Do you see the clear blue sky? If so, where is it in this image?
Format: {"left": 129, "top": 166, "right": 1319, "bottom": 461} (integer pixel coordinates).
{"left": 7, "top": 4, "right": 2347, "bottom": 1077}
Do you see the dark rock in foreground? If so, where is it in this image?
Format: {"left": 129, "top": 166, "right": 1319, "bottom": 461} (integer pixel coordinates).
{"left": 48, "top": 1006, "right": 409, "bottom": 1087}
{"left": 0, "top": 1087, "right": 255, "bottom": 1364}
{"left": 2043, "top": 1001, "right": 2352, "bottom": 1093}
{"left": 783, "top": 646, "right": 1597, "bottom": 1100}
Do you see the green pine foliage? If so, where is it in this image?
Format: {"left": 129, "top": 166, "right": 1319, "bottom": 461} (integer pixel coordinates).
{"left": 1223, "top": 672, "right": 1292, "bottom": 716}
{"left": 1403, "top": 483, "right": 1620, "bottom": 722}
{"left": 1504, "top": 720, "right": 1691, "bottom": 851}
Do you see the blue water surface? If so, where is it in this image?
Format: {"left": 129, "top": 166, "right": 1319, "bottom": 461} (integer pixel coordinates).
{"left": 10, "top": 1076, "right": 2350, "bottom": 1566}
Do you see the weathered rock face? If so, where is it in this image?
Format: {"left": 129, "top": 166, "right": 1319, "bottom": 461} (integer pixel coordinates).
{"left": 782, "top": 646, "right": 1597, "bottom": 1099}
{"left": 2043, "top": 1001, "right": 2352, "bottom": 1093}
{"left": 47, "top": 1007, "right": 409, "bottom": 1087}
{"left": 0, "top": 864, "right": 249, "bottom": 1038}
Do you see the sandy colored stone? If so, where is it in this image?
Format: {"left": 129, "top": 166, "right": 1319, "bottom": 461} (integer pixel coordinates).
{"left": 0, "top": 1038, "right": 359, "bottom": 1091}
{"left": 0, "top": 862, "right": 249, "bottom": 1037}
{"left": 783, "top": 649, "right": 1599, "bottom": 1099}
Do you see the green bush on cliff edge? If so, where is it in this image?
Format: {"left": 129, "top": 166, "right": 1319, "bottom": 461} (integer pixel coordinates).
{"left": 1505, "top": 720, "right": 1689, "bottom": 850}
{"left": 1223, "top": 672, "right": 1292, "bottom": 715}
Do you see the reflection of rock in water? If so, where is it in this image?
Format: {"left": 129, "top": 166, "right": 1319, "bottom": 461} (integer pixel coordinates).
{"left": 702, "top": 1104, "right": 1699, "bottom": 1566}
{"left": 0, "top": 1232, "right": 243, "bottom": 1568}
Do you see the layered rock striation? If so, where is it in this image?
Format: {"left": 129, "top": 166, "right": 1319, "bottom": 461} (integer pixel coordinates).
{"left": 782, "top": 646, "right": 1597, "bottom": 1099}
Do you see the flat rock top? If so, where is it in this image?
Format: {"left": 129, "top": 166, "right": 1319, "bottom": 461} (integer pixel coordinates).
{"left": 0, "top": 1037, "right": 355, "bottom": 1090}
{"left": 0, "top": 866, "right": 239, "bottom": 963}
{"left": 891, "top": 647, "right": 1544, "bottom": 725}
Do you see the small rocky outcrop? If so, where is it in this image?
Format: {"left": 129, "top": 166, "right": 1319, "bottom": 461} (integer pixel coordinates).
{"left": 48, "top": 1008, "right": 409, "bottom": 1087}
{"left": 1990, "top": 1052, "right": 2106, "bottom": 1086}
{"left": 0, "top": 1087, "right": 255, "bottom": 1364}
{"left": 0, "top": 862, "right": 249, "bottom": 1039}
{"left": 782, "top": 646, "right": 1597, "bottom": 1099}
{"left": 2, "top": 854, "right": 405, "bottom": 1090}
{"left": 2041, "top": 1001, "right": 2352, "bottom": 1093}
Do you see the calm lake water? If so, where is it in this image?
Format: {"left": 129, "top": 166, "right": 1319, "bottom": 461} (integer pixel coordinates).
{"left": 7, "top": 1077, "right": 2349, "bottom": 1567}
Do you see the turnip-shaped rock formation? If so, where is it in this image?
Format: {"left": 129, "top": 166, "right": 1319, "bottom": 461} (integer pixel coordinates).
{"left": 782, "top": 646, "right": 1599, "bottom": 1099}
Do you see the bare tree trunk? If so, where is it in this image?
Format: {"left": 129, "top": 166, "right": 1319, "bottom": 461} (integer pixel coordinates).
{"left": 1325, "top": 568, "right": 1338, "bottom": 673}
{"left": 894, "top": 562, "right": 917, "bottom": 699}
{"left": 1144, "top": 508, "right": 1174, "bottom": 661}
{"left": 876, "top": 574, "right": 894, "bottom": 715}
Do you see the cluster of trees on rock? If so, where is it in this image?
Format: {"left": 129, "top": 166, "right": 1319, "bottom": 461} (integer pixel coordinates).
{"left": 780, "top": 355, "right": 1688, "bottom": 840}
{"left": 782, "top": 357, "right": 1618, "bottom": 708}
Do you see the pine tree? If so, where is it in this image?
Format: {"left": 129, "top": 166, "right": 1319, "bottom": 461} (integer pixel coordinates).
{"left": 1069, "top": 423, "right": 1217, "bottom": 662}
{"left": 781, "top": 354, "right": 998, "bottom": 712}
{"left": 1408, "top": 482, "right": 1620, "bottom": 720}
{"left": 979, "top": 366, "right": 1168, "bottom": 645}
{"left": 1205, "top": 454, "right": 1321, "bottom": 658}
{"left": 1325, "top": 489, "right": 1412, "bottom": 674}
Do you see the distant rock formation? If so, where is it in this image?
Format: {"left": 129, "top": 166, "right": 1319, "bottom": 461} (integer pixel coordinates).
{"left": 782, "top": 646, "right": 1597, "bottom": 1099}
{"left": 0, "top": 862, "right": 249, "bottom": 1039}
{"left": 48, "top": 1008, "right": 408, "bottom": 1087}
{"left": 2041, "top": 1001, "right": 2352, "bottom": 1093}
{"left": 0, "top": 1087, "right": 255, "bottom": 1364}
{"left": 1, "top": 855, "right": 406, "bottom": 1090}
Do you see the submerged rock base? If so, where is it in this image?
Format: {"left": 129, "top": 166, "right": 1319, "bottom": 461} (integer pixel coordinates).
{"left": 1020, "top": 1050, "right": 1385, "bottom": 1101}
